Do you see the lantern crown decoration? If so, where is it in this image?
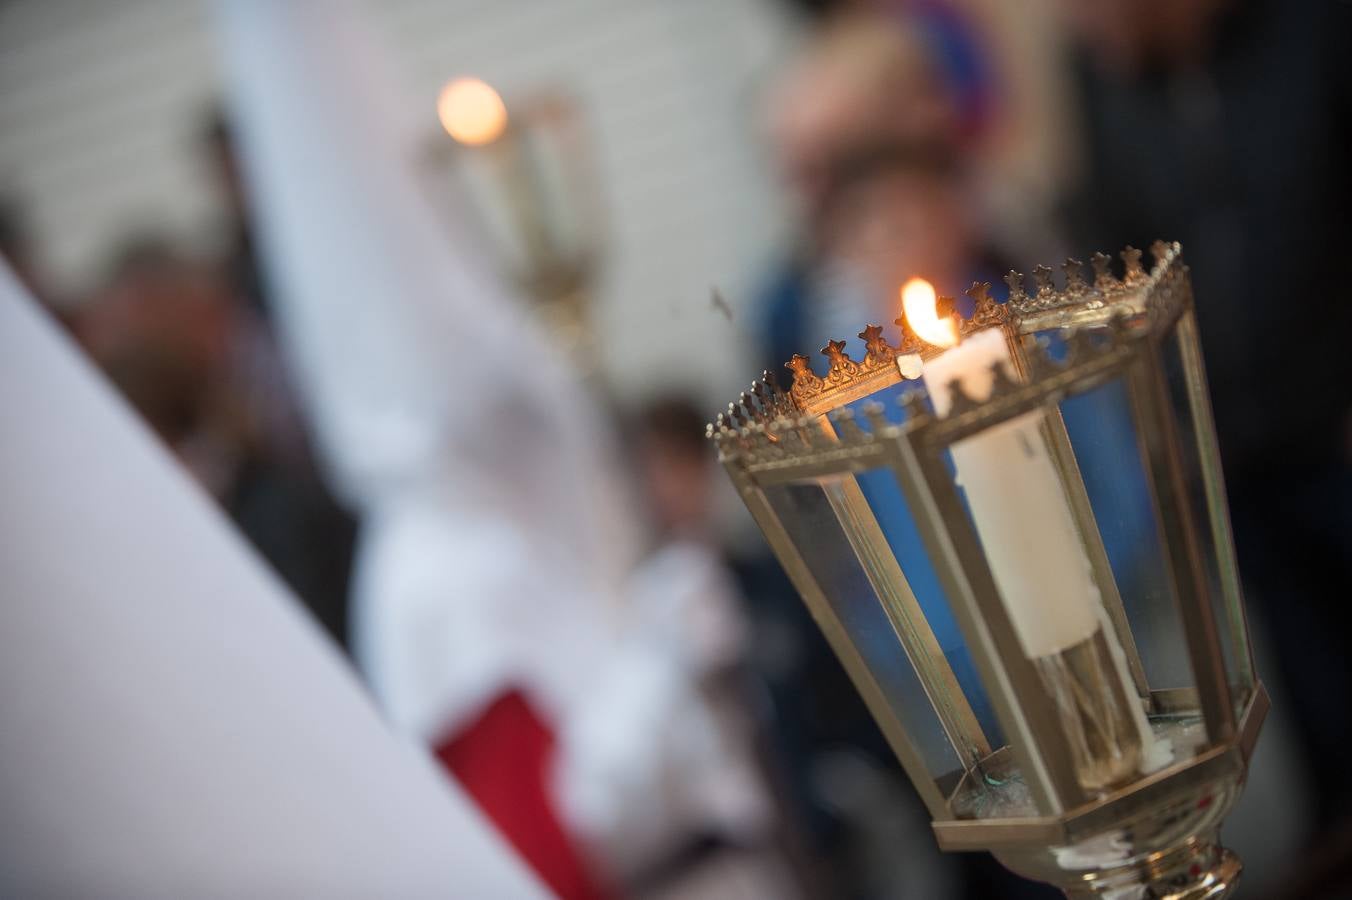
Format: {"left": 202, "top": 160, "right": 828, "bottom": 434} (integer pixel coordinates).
{"left": 751, "top": 241, "right": 1173, "bottom": 419}
{"left": 711, "top": 242, "right": 1264, "bottom": 899}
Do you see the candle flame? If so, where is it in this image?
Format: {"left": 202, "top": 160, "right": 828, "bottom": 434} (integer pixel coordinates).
{"left": 437, "top": 77, "right": 508, "bottom": 146}
{"left": 901, "top": 277, "right": 958, "bottom": 348}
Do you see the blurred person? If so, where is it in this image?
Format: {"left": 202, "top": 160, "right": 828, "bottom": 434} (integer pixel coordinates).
{"left": 777, "top": 0, "right": 1081, "bottom": 266}
{"left": 755, "top": 6, "right": 1187, "bottom": 897}
{"left": 760, "top": 8, "right": 1015, "bottom": 369}
{"left": 202, "top": 109, "right": 270, "bottom": 319}
{"left": 202, "top": 107, "right": 363, "bottom": 649}
{"left": 75, "top": 236, "right": 355, "bottom": 646}
{"left": 0, "top": 193, "right": 65, "bottom": 316}
{"left": 758, "top": 7, "right": 1313, "bottom": 894}
{"left": 753, "top": 9, "right": 1062, "bottom": 898}
{"left": 633, "top": 397, "right": 725, "bottom": 544}
{"left": 628, "top": 395, "right": 814, "bottom": 897}
{"left": 1060, "top": 0, "right": 1352, "bottom": 850}
{"left": 76, "top": 239, "right": 238, "bottom": 492}
{"left": 0, "top": 195, "right": 39, "bottom": 299}
{"left": 215, "top": 3, "right": 787, "bottom": 899}
{"left": 768, "top": 11, "right": 959, "bottom": 238}
{"left": 201, "top": 105, "right": 362, "bottom": 544}
{"left": 760, "top": 9, "right": 955, "bottom": 368}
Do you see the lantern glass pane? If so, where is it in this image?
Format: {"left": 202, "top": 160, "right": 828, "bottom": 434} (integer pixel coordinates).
{"left": 1060, "top": 378, "right": 1195, "bottom": 692}
{"left": 852, "top": 464, "right": 1004, "bottom": 748}
{"left": 1059, "top": 372, "right": 1210, "bottom": 763}
{"left": 920, "top": 380, "right": 1170, "bottom": 795}
{"left": 1161, "top": 316, "right": 1255, "bottom": 715}
{"left": 843, "top": 385, "right": 1004, "bottom": 749}
{"left": 761, "top": 478, "right": 966, "bottom": 785}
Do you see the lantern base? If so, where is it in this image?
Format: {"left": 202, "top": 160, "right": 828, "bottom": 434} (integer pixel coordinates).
{"left": 1053, "top": 835, "right": 1240, "bottom": 899}
{"left": 991, "top": 771, "right": 1245, "bottom": 900}
{"left": 994, "top": 830, "right": 1242, "bottom": 899}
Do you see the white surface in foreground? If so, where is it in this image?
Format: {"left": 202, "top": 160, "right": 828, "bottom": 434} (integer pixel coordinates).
{"left": 0, "top": 269, "right": 546, "bottom": 899}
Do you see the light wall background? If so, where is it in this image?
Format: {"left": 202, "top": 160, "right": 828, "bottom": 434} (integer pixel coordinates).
{"left": 0, "top": 0, "right": 801, "bottom": 407}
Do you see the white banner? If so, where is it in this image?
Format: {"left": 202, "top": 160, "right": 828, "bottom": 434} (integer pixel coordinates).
{"left": 0, "top": 268, "right": 546, "bottom": 899}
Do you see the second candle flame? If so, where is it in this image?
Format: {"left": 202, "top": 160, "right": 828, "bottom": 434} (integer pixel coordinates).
{"left": 437, "top": 77, "right": 508, "bottom": 146}
{"left": 901, "top": 277, "right": 959, "bottom": 349}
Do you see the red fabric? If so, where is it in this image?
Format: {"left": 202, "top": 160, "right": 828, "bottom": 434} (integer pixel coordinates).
{"left": 435, "top": 689, "right": 615, "bottom": 900}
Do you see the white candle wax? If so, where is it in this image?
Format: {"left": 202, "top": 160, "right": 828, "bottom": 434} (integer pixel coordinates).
{"left": 920, "top": 328, "right": 1101, "bottom": 659}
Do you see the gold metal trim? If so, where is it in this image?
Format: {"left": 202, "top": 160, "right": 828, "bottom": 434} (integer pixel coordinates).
{"left": 1151, "top": 687, "right": 1201, "bottom": 715}
{"left": 822, "top": 475, "right": 992, "bottom": 764}
{"left": 932, "top": 816, "right": 1068, "bottom": 851}
{"left": 931, "top": 746, "right": 1242, "bottom": 851}
{"left": 814, "top": 414, "right": 992, "bottom": 765}
{"left": 930, "top": 326, "right": 1137, "bottom": 445}
{"left": 722, "top": 464, "right": 952, "bottom": 819}
{"left": 930, "top": 679, "right": 1266, "bottom": 852}
{"left": 784, "top": 285, "right": 1006, "bottom": 414}
{"left": 787, "top": 327, "right": 913, "bottom": 414}
{"left": 882, "top": 430, "right": 1088, "bottom": 814}
{"left": 777, "top": 243, "right": 1183, "bottom": 416}
{"left": 1125, "top": 347, "right": 1236, "bottom": 745}
{"left": 1062, "top": 745, "right": 1240, "bottom": 843}
{"left": 1237, "top": 681, "right": 1269, "bottom": 763}
{"left": 999, "top": 317, "right": 1150, "bottom": 702}
{"left": 1176, "top": 310, "right": 1256, "bottom": 691}
{"left": 1037, "top": 400, "right": 1152, "bottom": 701}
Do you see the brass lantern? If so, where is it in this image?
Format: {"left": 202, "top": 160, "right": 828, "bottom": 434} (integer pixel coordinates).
{"left": 429, "top": 83, "right": 602, "bottom": 362}
{"left": 712, "top": 243, "right": 1264, "bottom": 899}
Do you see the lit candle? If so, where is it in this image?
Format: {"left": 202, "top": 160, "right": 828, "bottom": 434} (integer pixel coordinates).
{"left": 437, "top": 77, "right": 509, "bottom": 147}
{"left": 902, "top": 278, "right": 1098, "bottom": 658}
{"left": 436, "top": 77, "right": 550, "bottom": 276}
{"left": 900, "top": 278, "right": 1160, "bottom": 788}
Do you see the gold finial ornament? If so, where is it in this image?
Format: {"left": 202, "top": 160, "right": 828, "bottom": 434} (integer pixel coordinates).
{"left": 786, "top": 317, "right": 929, "bottom": 413}
{"left": 1090, "top": 252, "right": 1117, "bottom": 291}
{"left": 1032, "top": 264, "right": 1057, "bottom": 305}
{"left": 859, "top": 324, "right": 898, "bottom": 368}
{"left": 965, "top": 281, "right": 1007, "bottom": 329}
{"left": 785, "top": 353, "right": 825, "bottom": 408}
{"left": 1122, "top": 245, "right": 1145, "bottom": 282}
{"left": 1063, "top": 258, "right": 1087, "bottom": 295}
{"left": 821, "top": 339, "right": 862, "bottom": 385}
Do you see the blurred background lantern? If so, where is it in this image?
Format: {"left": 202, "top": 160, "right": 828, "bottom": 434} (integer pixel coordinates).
{"left": 427, "top": 77, "right": 603, "bottom": 364}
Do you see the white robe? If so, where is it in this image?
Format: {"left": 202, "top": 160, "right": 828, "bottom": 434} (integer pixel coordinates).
{"left": 214, "top": 0, "right": 769, "bottom": 880}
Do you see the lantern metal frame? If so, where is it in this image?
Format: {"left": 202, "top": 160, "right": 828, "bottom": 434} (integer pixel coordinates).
{"left": 711, "top": 242, "right": 1266, "bottom": 898}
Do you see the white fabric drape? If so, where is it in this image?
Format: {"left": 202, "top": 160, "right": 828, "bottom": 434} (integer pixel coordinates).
{"left": 214, "top": 0, "right": 638, "bottom": 739}
{"left": 0, "top": 264, "right": 548, "bottom": 899}
{"left": 213, "top": 0, "right": 769, "bottom": 878}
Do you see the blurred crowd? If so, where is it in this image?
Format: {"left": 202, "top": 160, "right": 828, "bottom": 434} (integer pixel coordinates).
{"left": 4, "top": 116, "right": 357, "bottom": 647}
{"left": 3, "top": 0, "right": 1350, "bottom": 898}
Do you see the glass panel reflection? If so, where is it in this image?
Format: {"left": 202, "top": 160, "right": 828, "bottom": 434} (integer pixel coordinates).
{"left": 763, "top": 479, "right": 965, "bottom": 784}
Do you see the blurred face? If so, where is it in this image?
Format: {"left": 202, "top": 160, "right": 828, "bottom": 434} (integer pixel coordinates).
{"left": 768, "top": 14, "right": 957, "bottom": 233}
{"left": 78, "top": 261, "right": 233, "bottom": 374}
{"left": 637, "top": 436, "right": 713, "bottom": 538}
{"left": 77, "top": 258, "right": 243, "bottom": 493}
{"left": 822, "top": 168, "right": 970, "bottom": 294}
